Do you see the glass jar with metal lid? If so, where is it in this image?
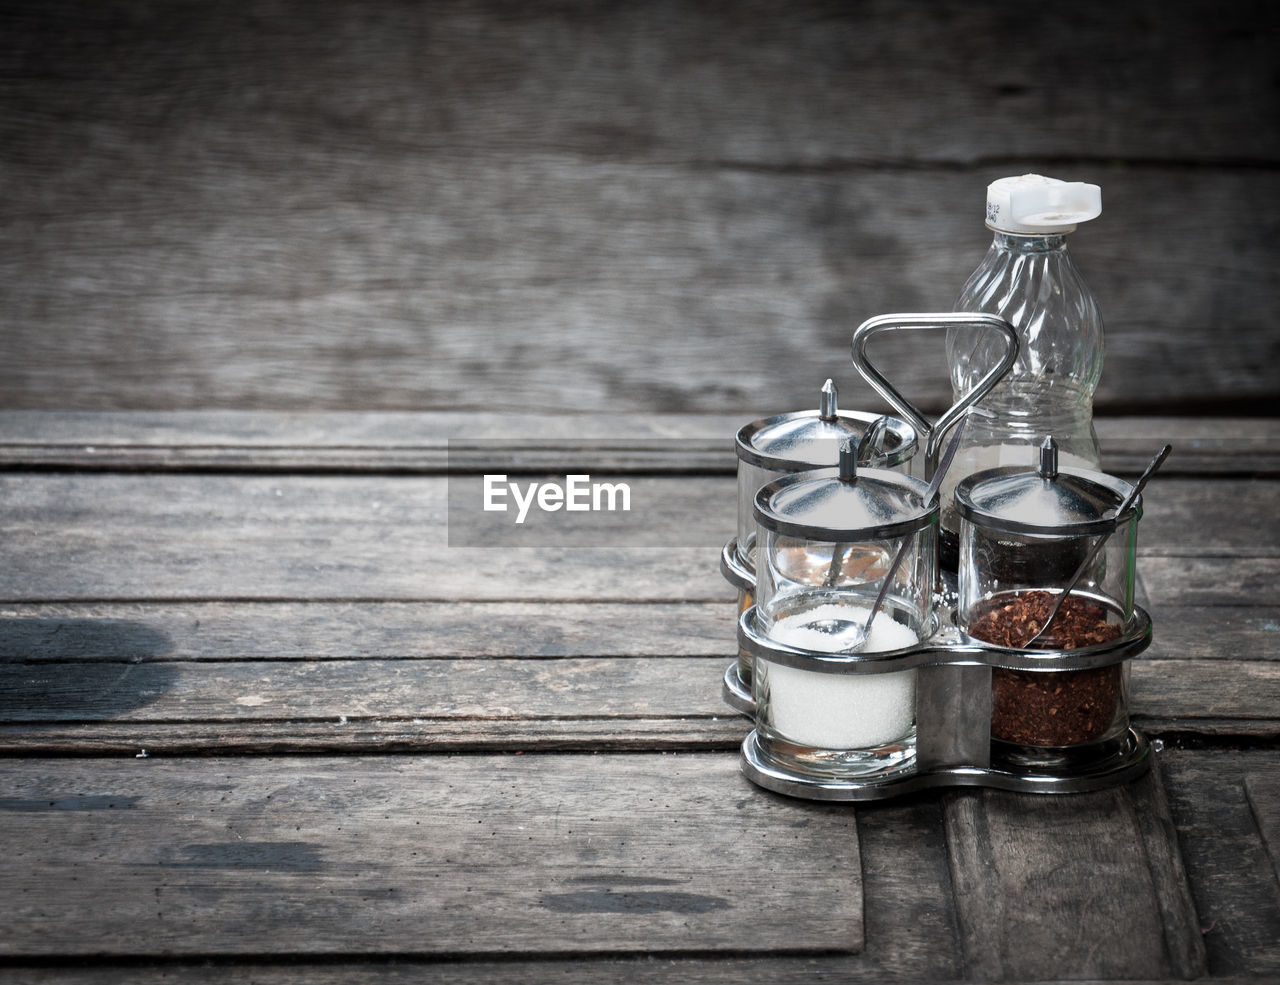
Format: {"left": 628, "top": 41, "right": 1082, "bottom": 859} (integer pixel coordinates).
{"left": 733, "top": 379, "right": 917, "bottom": 575}
{"left": 721, "top": 380, "right": 917, "bottom": 713}
{"left": 746, "top": 443, "right": 936, "bottom": 778}
{"left": 953, "top": 437, "right": 1142, "bottom": 770}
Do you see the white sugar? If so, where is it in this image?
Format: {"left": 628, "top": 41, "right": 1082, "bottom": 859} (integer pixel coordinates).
{"left": 769, "top": 603, "right": 919, "bottom": 654}
{"left": 764, "top": 603, "right": 918, "bottom": 749}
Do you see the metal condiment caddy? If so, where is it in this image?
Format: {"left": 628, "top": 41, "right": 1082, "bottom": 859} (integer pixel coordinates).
{"left": 725, "top": 313, "right": 1163, "bottom": 801}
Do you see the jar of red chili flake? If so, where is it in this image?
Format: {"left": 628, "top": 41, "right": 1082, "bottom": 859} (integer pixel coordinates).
{"left": 953, "top": 438, "right": 1142, "bottom": 770}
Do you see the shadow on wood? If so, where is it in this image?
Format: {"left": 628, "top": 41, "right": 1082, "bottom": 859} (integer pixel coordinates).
{"left": 0, "top": 618, "right": 176, "bottom": 719}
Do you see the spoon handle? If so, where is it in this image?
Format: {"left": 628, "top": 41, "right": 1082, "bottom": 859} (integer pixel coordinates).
{"left": 1022, "top": 443, "right": 1172, "bottom": 647}
{"left": 861, "top": 415, "right": 969, "bottom": 639}
{"left": 823, "top": 416, "right": 892, "bottom": 587}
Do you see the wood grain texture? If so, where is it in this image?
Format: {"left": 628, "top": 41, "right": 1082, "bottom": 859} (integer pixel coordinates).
{"left": 0, "top": 656, "right": 732, "bottom": 723}
{"left": 0, "top": 588, "right": 1274, "bottom": 757}
{"left": 4, "top": 0, "right": 1274, "bottom": 165}
{"left": 1243, "top": 774, "right": 1280, "bottom": 890}
{"left": 1, "top": 1, "right": 1277, "bottom": 415}
{"left": 3, "top": 970, "right": 1275, "bottom": 985}
{"left": 0, "top": 805, "right": 961, "bottom": 982}
{"left": 2, "top": 413, "right": 1277, "bottom": 475}
{"left": 0, "top": 597, "right": 1274, "bottom": 669}
{"left": 0, "top": 601, "right": 737, "bottom": 659}
{"left": 943, "top": 765, "right": 1205, "bottom": 981}
{"left": 0, "top": 472, "right": 1272, "bottom": 602}
{"left": 0, "top": 471, "right": 736, "bottom": 602}
{"left": 0, "top": 756, "right": 1271, "bottom": 983}
{"left": 1130, "top": 758, "right": 1211, "bottom": 979}
{"left": 1159, "top": 751, "right": 1280, "bottom": 979}
{"left": 0, "top": 603, "right": 1273, "bottom": 706}
{"left": 0, "top": 753, "right": 862, "bottom": 958}
{"left": 2, "top": 412, "right": 1277, "bottom": 980}
{"left": 0, "top": 654, "right": 1275, "bottom": 755}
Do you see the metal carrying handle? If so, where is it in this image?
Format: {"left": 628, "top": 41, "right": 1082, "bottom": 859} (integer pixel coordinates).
{"left": 851, "top": 312, "right": 1019, "bottom": 479}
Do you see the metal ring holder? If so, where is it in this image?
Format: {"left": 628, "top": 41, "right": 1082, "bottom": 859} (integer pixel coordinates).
{"left": 739, "top": 601, "right": 1153, "bottom": 801}
{"left": 720, "top": 538, "right": 757, "bottom": 712}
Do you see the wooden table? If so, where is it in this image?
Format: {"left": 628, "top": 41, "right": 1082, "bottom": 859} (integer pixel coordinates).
{"left": 2, "top": 411, "right": 1278, "bottom": 983}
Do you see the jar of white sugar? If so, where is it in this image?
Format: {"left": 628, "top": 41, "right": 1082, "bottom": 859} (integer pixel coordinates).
{"left": 721, "top": 380, "right": 917, "bottom": 713}
{"left": 743, "top": 441, "right": 937, "bottom": 782}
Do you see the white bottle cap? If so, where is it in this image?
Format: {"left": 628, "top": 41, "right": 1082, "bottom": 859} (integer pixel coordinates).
{"left": 985, "top": 174, "right": 1102, "bottom": 234}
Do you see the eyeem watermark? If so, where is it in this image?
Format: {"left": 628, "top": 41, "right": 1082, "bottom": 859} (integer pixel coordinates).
{"left": 446, "top": 439, "right": 729, "bottom": 549}
{"left": 483, "top": 474, "right": 631, "bottom": 525}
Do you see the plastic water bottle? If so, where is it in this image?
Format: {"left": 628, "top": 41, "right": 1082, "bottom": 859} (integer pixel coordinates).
{"left": 941, "top": 174, "right": 1105, "bottom": 570}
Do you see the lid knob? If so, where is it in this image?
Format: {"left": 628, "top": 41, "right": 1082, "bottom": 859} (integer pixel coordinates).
{"left": 838, "top": 439, "right": 857, "bottom": 483}
{"left": 1038, "top": 436, "right": 1059, "bottom": 479}
{"left": 819, "top": 379, "right": 838, "bottom": 421}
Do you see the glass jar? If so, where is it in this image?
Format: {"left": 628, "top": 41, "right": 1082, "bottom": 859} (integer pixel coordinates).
{"left": 735, "top": 379, "right": 917, "bottom": 573}
{"left": 749, "top": 445, "right": 936, "bottom": 777}
{"left": 954, "top": 438, "right": 1141, "bottom": 771}
{"left": 723, "top": 380, "right": 916, "bottom": 711}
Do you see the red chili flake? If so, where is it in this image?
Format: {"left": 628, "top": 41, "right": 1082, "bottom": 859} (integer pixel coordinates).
{"left": 968, "top": 590, "right": 1124, "bottom": 747}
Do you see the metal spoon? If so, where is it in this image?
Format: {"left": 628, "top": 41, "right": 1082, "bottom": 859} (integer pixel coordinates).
{"left": 1022, "top": 443, "right": 1173, "bottom": 648}
{"left": 852, "top": 414, "right": 969, "bottom": 648}
{"left": 822, "top": 415, "right": 892, "bottom": 587}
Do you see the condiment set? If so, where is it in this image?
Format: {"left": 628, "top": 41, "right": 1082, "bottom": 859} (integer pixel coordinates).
{"left": 721, "top": 173, "right": 1168, "bottom": 800}
{"left": 722, "top": 312, "right": 1166, "bottom": 801}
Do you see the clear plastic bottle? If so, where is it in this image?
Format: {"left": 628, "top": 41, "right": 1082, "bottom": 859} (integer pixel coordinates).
{"left": 940, "top": 174, "right": 1105, "bottom": 570}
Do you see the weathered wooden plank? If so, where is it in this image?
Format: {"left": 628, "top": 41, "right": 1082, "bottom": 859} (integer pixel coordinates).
{"left": 0, "top": 753, "right": 861, "bottom": 958}
{"left": 0, "top": 599, "right": 1274, "bottom": 667}
{"left": 0, "top": 411, "right": 744, "bottom": 474}
{"left": 1158, "top": 750, "right": 1280, "bottom": 978}
{"left": 2, "top": 0, "right": 1277, "bottom": 417}
{"left": 0, "top": 472, "right": 736, "bottom": 602}
{"left": 1132, "top": 660, "right": 1280, "bottom": 724}
{"left": 0, "top": 657, "right": 729, "bottom": 723}
{"left": 0, "top": 775, "right": 968, "bottom": 982}
{"left": 943, "top": 762, "right": 1206, "bottom": 981}
{"left": 1135, "top": 478, "right": 1280, "bottom": 558}
{"left": 1141, "top": 556, "right": 1280, "bottom": 608}
{"left": 0, "top": 602, "right": 738, "bottom": 660}
{"left": 0, "top": 801, "right": 966, "bottom": 980}
{"left": 0, "top": 473, "right": 1272, "bottom": 602}
{"left": 1, "top": 166, "right": 1275, "bottom": 416}
{"left": 0, "top": 411, "right": 747, "bottom": 448}
{"left": 1, "top": 652, "right": 1273, "bottom": 756}
{"left": 847, "top": 797, "right": 961, "bottom": 981}
{"left": 1130, "top": 757, "right": 1211, "bottom": 979}
{"left": 2, "top": 413, "right": 1276, "bottom": 475}
{"left": 0, "top": 592, "right": 1272, "bottom": 669}
{"left": 0, "top": 650, "right": 1273, "bottom": 728}
{"left": 0, "top": 719, "right": 749, "bottom": 757}
{"left": 3, "top": 971, "right": 1273, "bottom": 985}
{"left": 1243, "top": 774, "right": 1280, "bottom": 891}
{"left": 1146, "top": 605, "right": 1280, "bottom": 664}
{"left": 4, "top": 0, "right": 1274, "bottom": 166}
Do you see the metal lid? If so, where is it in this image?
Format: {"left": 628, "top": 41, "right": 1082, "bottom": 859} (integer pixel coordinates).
{"left": 736, "top": 379, "right": 917, "bottom": 472}
{"left": 754, "top": 450, "right": 934, "bottom": 541}
{"left": 954, "top": 439, "right": 1139, "bottom": 536}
